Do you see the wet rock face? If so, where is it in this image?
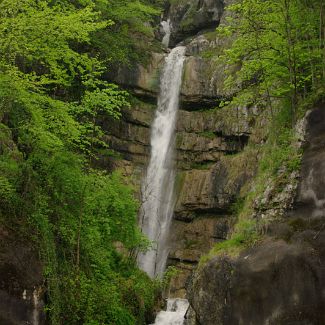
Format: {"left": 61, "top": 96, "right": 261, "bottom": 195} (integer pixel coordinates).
{"left": 175, "top": 164, "right": 239, "bottom": 216}
{"left": 181, "top": 56, "right": 223, "bottom": 108}
{"left": 163, "top": 0, "right": 225, "bottom": 46}
{"left": 189, "top": 239, "right": 325, "bottom": 325}
{"left": 167, "top": 217, "right": 233, "bottom": 298}
{"left": 0, "top": 227, "right": 46, "bottom": 325}
{"left": 108, "top": 52, "right": 229, "bottom": 107}
{"left": 104, "top": 99, "right": 257, "bottom": 298}
{"left": 104, "top": 0, "right": 258, "bottom": 299}
{"left": 107, "top": 53, "right": 165, "bottom": 99}
{"left": 108, "top": 0, "right": 235, "bottom": 108}
{"left": 98, "top": 103, "right": 154, "bottom": 168}
{"left": 188, "top": 103, "right": 325, "bottom": 325}
{"left": 103, "top": 103, "right": 254, "bottom": 170}
{"left": 293, "top": 106, "right": 325, "bottom": 219}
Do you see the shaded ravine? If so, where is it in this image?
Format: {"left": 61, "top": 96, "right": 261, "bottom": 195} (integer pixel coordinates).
{"left": 137, "top": 46, "right": 186, "bottom": 278}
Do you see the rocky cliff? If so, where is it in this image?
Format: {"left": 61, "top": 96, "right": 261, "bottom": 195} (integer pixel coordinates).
{"left": 188, "top": 104, "right": 325, "bottom": 325}
{"left": 106, "top": 0, "right": 262, "bottom": 298}
{"left": 1, "top": 0, "right": 322, "bottom": 324}
{"left": 107, "top": 1, "right": 325, "bottom": 323}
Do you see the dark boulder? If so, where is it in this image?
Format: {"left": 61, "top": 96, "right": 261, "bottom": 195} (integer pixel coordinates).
{"left": 189, "top": 238, "right": 325, "bottom": 325}
{"left": 0, "top": 227, "right": 46, "bottom": 324}
{"left": 188, "top": 103, "right": 325, "bottom": 325}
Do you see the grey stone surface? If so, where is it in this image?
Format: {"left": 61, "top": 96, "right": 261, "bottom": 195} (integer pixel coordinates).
{"left": 163, "top": 0, "right": 225, "bottom": 46}
{"left": 189, "top": 238, "right": 325, "bottom": 325}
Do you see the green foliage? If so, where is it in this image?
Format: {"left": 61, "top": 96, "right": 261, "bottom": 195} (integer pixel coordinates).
{"left": 0, "top": 1, "right": 108, "bottom": 89}
{"left": 264, "top": 104, "right": 302, "bottom": 172}
{"left": 0, "top": 0, "right": 159, "bottom": 324}
{"left": 217, "top": 0, "right": 325, "bottom": 121}
{"left": 199, "top": 0, "right": 323, "bottom": 265}
{"left": 200, "top": 220, "right": 260, "bottom": 265}
{"left": 198, "top": 131, "right": 216, "bottom": 139}
{"left": 237, "top": 105, "right": 301, "bottom": 224}
{"left": 0, "top": 175, "right": 15, "bottom": 203}
{"left": 26, "top": 152, "right": 157, "bottom": 324}
{"left": 87, "top": 0, "right": 162, "bottom": 65}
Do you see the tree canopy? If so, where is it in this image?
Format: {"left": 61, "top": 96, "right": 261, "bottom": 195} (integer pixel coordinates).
{"left": 0, "top": 0, "right": 161, "bottom": 323}
{"left": 218, "top": 0, "right": 324, "bottom": 122}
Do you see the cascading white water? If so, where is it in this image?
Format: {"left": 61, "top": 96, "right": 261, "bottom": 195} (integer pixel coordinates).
{"left": 151, "top": 299, "right": 189, "bottom": 325}
{"left": 161, "top": 19, "right": 172, "bottom": 48}
{"left": 138, "top": 46, "right": 186, "bottom": 278}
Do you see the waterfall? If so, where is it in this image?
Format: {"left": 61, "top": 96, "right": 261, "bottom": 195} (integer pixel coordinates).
{"left": 138, "top": 46, "right": 186, "bottom": 278}
{"left": 161, "top": 19, "right": 172, "bottom": 48}
{"left": 151, "top": 299, "right": 189, "bottom": 325}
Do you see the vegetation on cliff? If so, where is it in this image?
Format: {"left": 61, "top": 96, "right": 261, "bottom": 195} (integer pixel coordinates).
{"left": 0, "top": 0, "right": 163, "bottom": 324}
{"left": 1, "top": 0, "right": 324, "bottom": 322}
{"left": 219, "top": 0, "right": 324, "bottom": 119}
{"left": 202, "top": 0, "right": 325, "bottom": 261}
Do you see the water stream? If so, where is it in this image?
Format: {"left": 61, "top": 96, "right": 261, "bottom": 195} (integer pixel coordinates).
{"left": 151, "top": 299, "right": 190, "bottom": 325}
{"left": 161, "top": 19, "right": 172, "bottom": 48}
{"left": 138, "top": 46, "right": 186, "bottom": 278}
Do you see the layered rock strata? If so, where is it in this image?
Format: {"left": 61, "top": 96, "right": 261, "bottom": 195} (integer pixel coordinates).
{"left": 188, "top": 104, "right": 325, "bottom": 325}
{"left": 101, "top": 97, "right": 259, "bottom": 298}
{"left": 104, "top": 0, "right": 260, "bottom": 298}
